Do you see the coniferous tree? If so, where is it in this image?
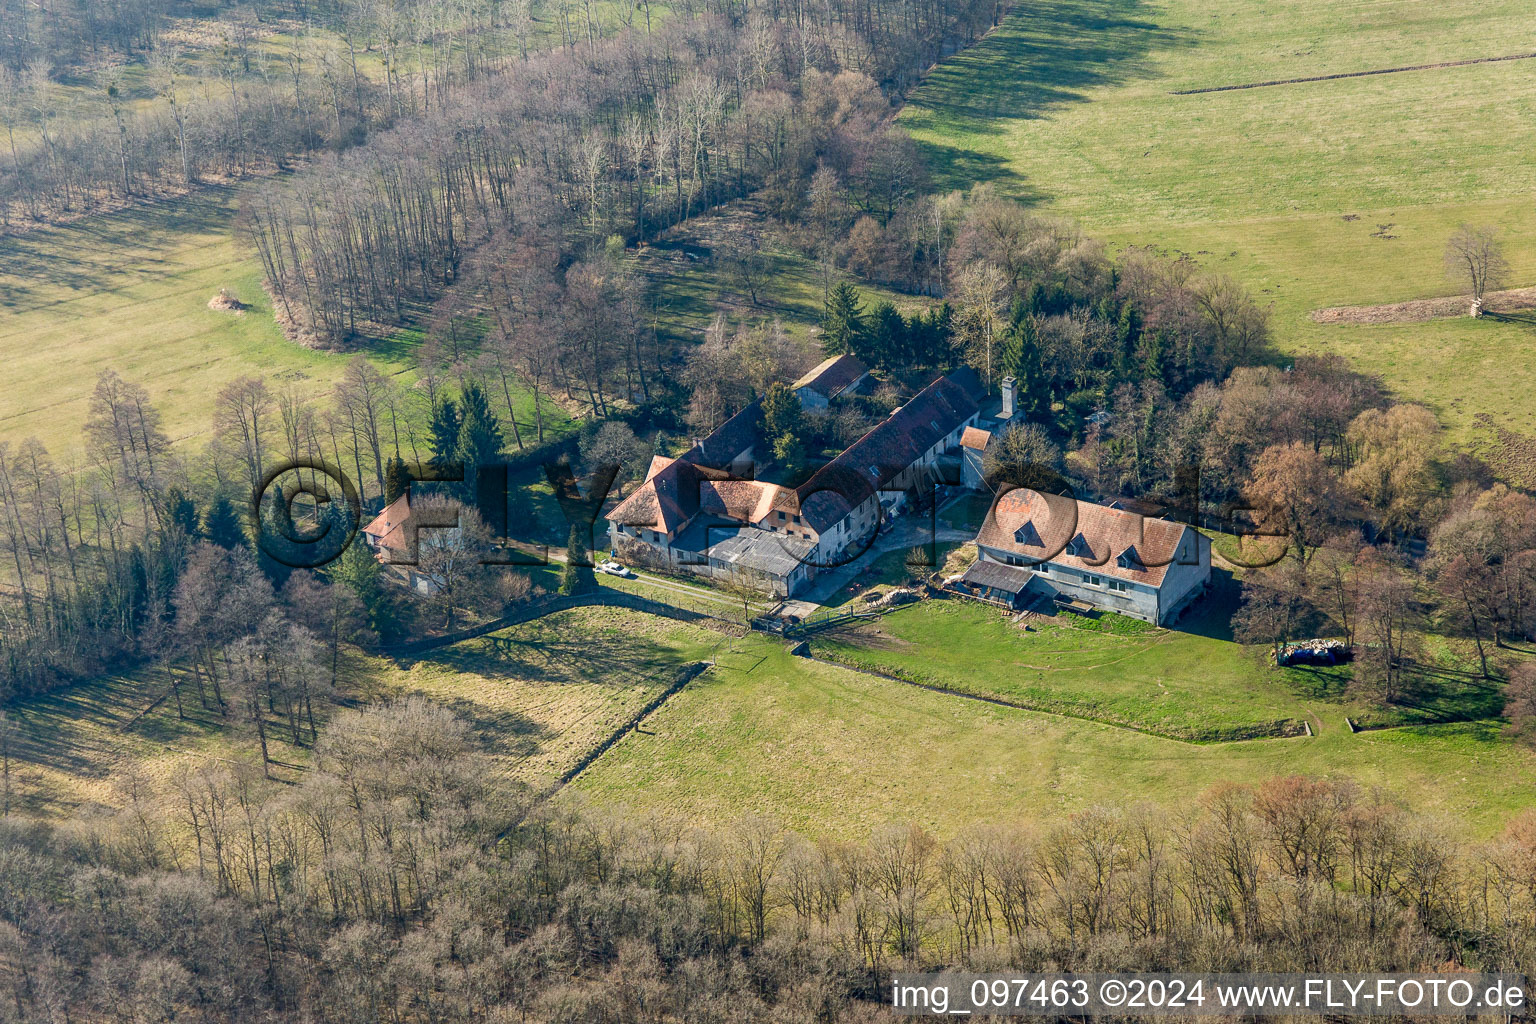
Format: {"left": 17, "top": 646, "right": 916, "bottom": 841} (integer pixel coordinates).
{"left": 761, "top": 383, "right": 803, "bottom": 446}
{"left": 383, "top": 456, "right": 412, "bottom": 506}
{"left": 203, "top": 495, "right": 244, "bottom": 549}
{"left": 761, "top": 383, "right": 806, "bottom": 475}
{"left": 866, "top": 301, "right": 905, "bottom": 369}
{"left": 560, "top": 523, "right": 593, "bottom": 595}
{"left": 821, "top": 282, "right": 867, "bottom": 358}
{"left": 999, "top": 311, "right": 1048, "bottom": 419}
{"left": 910, "top": 304, "right": 953, "bottom": 367}
{"left": 1113, "top": 299, "right": 1141, "bottom": 378}
{"left": 329, "top": 535, "right": 395, "bottom": 638}
{"left": 455, "top": 383, "right": 504, "bottom": 505}
{"left": 428, "top": 397, "right": 462, "bottom": 466}
{"left": 165, "top": 487, "right": 200, "bottom": 539}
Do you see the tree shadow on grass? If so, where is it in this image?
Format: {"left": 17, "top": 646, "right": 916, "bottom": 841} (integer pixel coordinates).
{"left": 0, "top": 187, "right": 244, "bottom": 309}
{"left": 904, "top": 0, "right": 1197, "bottom": 191}
{"left": 1281, "top": 663, "right": 1351, "bottom": 702}
{"left": 427, "top": 695, "right": 548, "bottom": 759}
{"left": 1387, "top": 719, "right": 1505, "bottom": 745}
{"left": 7, "top": 670, "right": 231, "bottom": 784}
{"left": 420, "top": 627, "right": 690, "bottom": 686}
{"left": 1382, "top": 670, "right": 1505, "bottom": 726}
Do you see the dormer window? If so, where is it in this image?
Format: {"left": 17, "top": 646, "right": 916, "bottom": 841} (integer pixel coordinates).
{"left": 1014, "top": 520, "right": 1042, "bottom": 546}
{"left": 1117, "top": 546, "right": 1143, "bottom": 570}
{"left": 1067, "top": 533, "right": 1091, "bottom": 558}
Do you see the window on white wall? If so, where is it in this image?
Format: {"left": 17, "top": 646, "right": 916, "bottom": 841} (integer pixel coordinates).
{"left": 1083, "top": 573, "right": 1102, "bottom": 587}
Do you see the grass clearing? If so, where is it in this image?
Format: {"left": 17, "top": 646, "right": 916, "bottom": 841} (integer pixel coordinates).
{"left": 7, "top": 601, "right": 1526, "bottom": 841}
{"left": 0, "top": 186, "right": 573, "bottom": 460}
{"left": 812, "top": 588, "right": 1504, "bottom": 739}
{"left": 901, "top": 0, "right": 1536, "bottom": 438}
{"left": 373, "top": 607, "right": 721, "bottom": 787}
{"left": 814, "top": 594, "right": 1322, "bottom": 739}
{"left": 636, "top": 202, "right": 928, "bottom": 350}
{"left": 2, "top": 607, "right": 720, "bottom": 816}
{"left": 0, "top": 187, "right": 414, "bottom": 456}
{"left": 572, "top": 637, "right": 1536, "bottom": 839}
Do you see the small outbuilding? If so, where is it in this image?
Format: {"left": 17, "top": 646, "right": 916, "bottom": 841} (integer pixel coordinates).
{"left": 791, "top": 354, "right": 870, "bottom": 411}
{"left": 958, "top": 558, "right": 1035, "bottom": 607}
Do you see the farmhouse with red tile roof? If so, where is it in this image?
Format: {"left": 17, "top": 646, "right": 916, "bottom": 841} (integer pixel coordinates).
{"left": 606, "top": 367, "right": 984, "bottom": 596}
{"left": 962, "top": 489, "right": 1210, "bottom": 624}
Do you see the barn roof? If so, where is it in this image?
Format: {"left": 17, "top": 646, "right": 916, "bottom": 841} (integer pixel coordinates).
{"left": 960, "top": 426, "right": 992, "bottom": 451}
{"left": 794, "top": 367, "right": 983, "bottom": 531}
{"left": 689, "top": 401, "right": 763, "bottom": 470}
{"left": 960, "top": 558, "right": 1035, "bottom": 596}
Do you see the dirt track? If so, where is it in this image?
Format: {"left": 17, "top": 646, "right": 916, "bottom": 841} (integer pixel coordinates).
{"left": 1310, "top": 287, "right": 1536, "bottom": 326}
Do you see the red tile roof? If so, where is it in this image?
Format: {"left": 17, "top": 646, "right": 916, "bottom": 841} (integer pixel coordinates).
{"left": 608, "top": 368, "right": 981, "bottom": 540}
{"left": 363, "top": 493, "right": 411, "bottom": 549}
{"left": 960, "top": 426, "right": 992, "bottom": 451}
{"left": 792, "top": 354, "right": 869, "bottom": 399}
{"left": 699, "top": 478, "right": 792, "bottom": 523}
{"left": 608, "top": 458, "right": 710, "bottom": 534}
{"left": 975, "top": 489, "right": 1198, "bottom": 587}
{"left": 608, "top": 457, "right": 790, "bottom": 534}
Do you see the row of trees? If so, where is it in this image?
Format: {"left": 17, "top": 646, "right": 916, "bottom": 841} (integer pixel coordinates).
{"left": 836, "top": 196, "right": 1273, "bottom": 405}
{"left": 6, "top": 700, "right": 1536, "bottom": 1020}
{"left": 1235, "top": 482, "right": 1536, "bottom": 695}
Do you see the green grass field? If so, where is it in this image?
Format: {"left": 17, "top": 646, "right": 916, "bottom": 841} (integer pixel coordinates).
{"left": 0, "top": 187, "right": 572, "bottom": 460}
{"left": 0, "top": 188, "right": 415, "bottom": 456}
{"left": 573, "top": 637, "right": 1536, "bottom": 839}
{"left": 5, "top": 596, "right": 1529, "bottom": 841}
{"left": 375, "top": 607, "right": 721, "bottom": 788}
{"left": 812, "top": 593, "right": 1501, "bottom": 739}
{"left": 901, "top": 0, "right": 1536, "bottom": 438}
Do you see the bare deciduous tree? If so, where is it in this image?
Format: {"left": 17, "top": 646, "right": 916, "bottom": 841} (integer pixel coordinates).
{"left": 1445, "top": 224, "right": 1509, "bottom": 307}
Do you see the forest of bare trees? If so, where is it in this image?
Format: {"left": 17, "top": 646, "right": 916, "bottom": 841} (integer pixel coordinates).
{"left": 5, "top": 0, "right": 1536, "bottom": 1018}
{"left": 0, "top": 0, "right": 998, "bottom": 230}
{"left": 0, "top": 0, "right": 519, "bottom": 227}
{"left": 240, "top": 0, "right": 993, "bottom": 345}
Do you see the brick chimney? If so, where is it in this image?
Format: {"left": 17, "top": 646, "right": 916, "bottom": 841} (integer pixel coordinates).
{"left": 1000, "top": 376, "right": 1018, "bottom": 420}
